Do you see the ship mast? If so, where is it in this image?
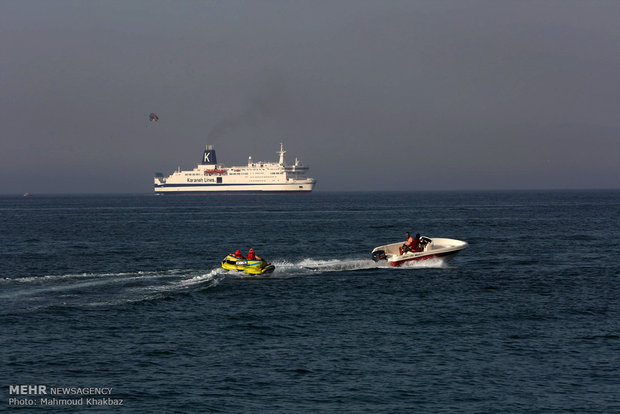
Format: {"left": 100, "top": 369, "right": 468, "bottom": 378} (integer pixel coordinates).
{"left": 277, "top": 142, "right": 286, "bottom": 165}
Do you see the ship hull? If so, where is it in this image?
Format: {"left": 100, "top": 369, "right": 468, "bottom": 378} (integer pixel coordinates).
{"left": 154, "top": 182, "right": 315, "bottom": 194}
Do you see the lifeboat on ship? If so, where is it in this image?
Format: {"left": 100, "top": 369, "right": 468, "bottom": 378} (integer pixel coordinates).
{"left": 371, "top": 236, "right": 467, "bottom": 266}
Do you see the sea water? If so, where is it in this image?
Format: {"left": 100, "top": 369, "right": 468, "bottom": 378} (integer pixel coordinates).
{"left": 1, "top": 191, "right": 619, "bottom": 412}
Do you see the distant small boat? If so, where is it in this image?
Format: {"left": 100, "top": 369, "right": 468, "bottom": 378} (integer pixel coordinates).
{"left": 371, "top": 237, "right": 468, "bottom": 266}
{"left": 23, "top": 193, "right": 31, "bottom": 197}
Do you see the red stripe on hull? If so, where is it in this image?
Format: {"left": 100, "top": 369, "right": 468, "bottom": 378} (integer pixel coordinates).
{"left": 388, "top": 250, "right": 459, "bottom": 267}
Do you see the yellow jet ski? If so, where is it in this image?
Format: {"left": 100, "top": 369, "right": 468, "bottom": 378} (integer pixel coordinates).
{"left": 221, "top": 254, "right": 275, "bottom": 275}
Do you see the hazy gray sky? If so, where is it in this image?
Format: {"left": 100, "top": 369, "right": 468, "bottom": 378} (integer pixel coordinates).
{"left": 2, "top": 1, "right": 619, "bottom": 193}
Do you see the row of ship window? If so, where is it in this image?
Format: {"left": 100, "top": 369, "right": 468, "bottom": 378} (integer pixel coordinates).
{"left": 184, "top": 172, "right": 293, "bottom": 177}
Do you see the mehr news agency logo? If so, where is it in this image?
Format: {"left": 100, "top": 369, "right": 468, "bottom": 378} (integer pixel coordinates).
{"left": 8, "top": 384, "right": 123, "bottom": 407}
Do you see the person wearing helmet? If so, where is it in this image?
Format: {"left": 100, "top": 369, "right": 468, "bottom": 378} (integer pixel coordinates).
{"left": 233, "top": 249, "right": 245, "bottom": 259}
{"left": 247, "top": 248, "right": 262, "bottom": 261}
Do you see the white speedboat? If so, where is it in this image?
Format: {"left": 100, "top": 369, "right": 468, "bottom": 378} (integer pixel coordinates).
{"left": 371, "top": 237, "right": 468, "bottom": 266}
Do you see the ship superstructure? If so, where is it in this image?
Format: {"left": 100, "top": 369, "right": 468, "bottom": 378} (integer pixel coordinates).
{"left": 154, "top": 143, "right": 315, "bottom": 194}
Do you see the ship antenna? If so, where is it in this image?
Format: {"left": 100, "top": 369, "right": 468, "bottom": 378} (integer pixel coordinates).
{"left": 278, "top": 142, "right": 286, "bottom": 164}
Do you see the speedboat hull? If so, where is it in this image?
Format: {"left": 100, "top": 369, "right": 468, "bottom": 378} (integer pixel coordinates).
{"left": 221, "top": 255, "right": 275, "bottom": 275}
{"left": 371, "top": 237, "right": 467, "bottom": 267}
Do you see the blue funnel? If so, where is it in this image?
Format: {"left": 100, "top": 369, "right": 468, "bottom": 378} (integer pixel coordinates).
{"left": 202, "top": 145, "right": 217, "bottom": 164}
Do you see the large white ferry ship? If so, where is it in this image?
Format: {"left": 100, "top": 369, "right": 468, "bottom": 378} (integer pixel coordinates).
{"left": 154, "top": 143, "right": 316, "bottom": 194}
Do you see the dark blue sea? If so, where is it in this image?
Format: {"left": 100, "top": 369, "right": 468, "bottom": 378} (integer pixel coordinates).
{"left": 1, "top": 191, "right": 619, "bottom": 413}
